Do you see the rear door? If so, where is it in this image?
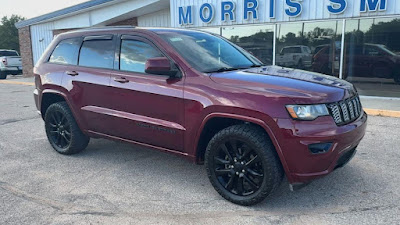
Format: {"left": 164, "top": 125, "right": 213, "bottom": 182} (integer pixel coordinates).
{"left": 107, "top": 35, "right": 185, "bottom": 152}
{"left": 61, "top": 35, "right": 116, "bottom": 133}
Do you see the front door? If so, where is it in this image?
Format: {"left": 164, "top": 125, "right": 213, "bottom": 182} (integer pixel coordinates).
{"left": 107, "top": 35, "right": 185, "bottom": 152}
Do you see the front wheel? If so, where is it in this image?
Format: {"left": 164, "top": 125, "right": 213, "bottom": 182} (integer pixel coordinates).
{"left": 44, "top": 102, "right": 89, "bottom": 155}
{"left": 394, "top": 74, "right": 400, "bottom": 85}
{"left": 205, "top": 124, "right": 283, "bottom": 206}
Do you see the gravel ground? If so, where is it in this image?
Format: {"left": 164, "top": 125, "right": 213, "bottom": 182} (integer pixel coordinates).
{"left": 0, "top": 82, "right": 399, "bottom": 225}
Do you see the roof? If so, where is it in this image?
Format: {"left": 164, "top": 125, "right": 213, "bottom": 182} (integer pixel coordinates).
{"left": 15, "top": 0, "right": 117, "bottom": 29}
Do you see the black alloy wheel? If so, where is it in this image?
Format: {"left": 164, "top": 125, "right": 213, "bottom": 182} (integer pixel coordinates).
{"left": 213, "top": 139, "right": 264, "bottom": 196}
{"left": 47, "top": 110, "right": 72, "bottom": 149}
{"left": 45, "top": 102, "right": 89, "bottom": 154}
{"left": 205, "top": 124, "right": 283, "bottom": 206}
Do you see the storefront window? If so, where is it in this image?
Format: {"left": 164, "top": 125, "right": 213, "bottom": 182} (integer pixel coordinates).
{"left": 344, "top": 18, "right": 400, "bottom": 97}
{"left": 222, "top": 25, "right": 274, "bottom": 65}
{"left": 276, "top": 21, "right": 343, "bottom": 77}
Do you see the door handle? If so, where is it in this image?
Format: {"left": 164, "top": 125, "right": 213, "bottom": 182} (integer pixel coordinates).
{"left": 113, "top": 77, "right": 129, "bottom": 83}
{"left": 66, "top": 71, "right": 79, "bottom": 76}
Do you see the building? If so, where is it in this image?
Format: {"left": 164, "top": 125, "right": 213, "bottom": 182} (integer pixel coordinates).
{"left": 16, "top": 0, "right": 400, "bottom": 98}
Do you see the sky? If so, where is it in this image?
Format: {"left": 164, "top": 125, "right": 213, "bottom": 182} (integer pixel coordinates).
{"left": 0, "top": 0, "right": 88, "bottom": 19}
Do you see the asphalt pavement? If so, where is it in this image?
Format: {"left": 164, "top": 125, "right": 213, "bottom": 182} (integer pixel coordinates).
{"left": 0, "top": 80, "right": 399, "bottom": 225}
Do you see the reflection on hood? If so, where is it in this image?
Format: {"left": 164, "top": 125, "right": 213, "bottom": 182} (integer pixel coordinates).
{"left": 244, "top": 66, "right": 354, "bottom": 90}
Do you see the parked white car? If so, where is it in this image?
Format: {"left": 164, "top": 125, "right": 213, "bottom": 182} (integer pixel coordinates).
{"left": 0, "top": 50, "right": 23, "bottom": 79}
{"left": 276, "top": 45, "right": 312, "bottom": 69}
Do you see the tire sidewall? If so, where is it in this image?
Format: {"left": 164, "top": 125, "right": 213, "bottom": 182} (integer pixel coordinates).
{"left": 44, "top": 104, "right": 73, "bottom": 154}
{"left": 205, "top": 126, "right": 280, "bottom": 205}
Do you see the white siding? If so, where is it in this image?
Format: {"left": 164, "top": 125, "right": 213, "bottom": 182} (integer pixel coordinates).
{"left": 30, "top": 23, "right": 55, "bottom": 65}
{"left": 138, "top": 9, "right": 171, "bottom": 27}
{"left": 29, "top": 0, "right": 166, "bottom": 65}
{"left": 170, "top": 0, "right": 400, "bottom": 28}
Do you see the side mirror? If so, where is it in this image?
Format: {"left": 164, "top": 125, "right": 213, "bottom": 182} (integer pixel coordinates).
{"left": 145, "top": 57, "right": 180, "bottom": 78}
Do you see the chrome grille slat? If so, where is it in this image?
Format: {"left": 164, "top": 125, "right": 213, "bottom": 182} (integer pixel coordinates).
{"left": 327, "top": 96, "right": 362, "bottom": 126}
{"left": 352, "top": 99, "right": 359, "bottom": 116}
{"left": 348, "top": 100, "right": 355, "bottom": 119}
{"left": 340, "top": 102, "right": 350, "bottom": 121}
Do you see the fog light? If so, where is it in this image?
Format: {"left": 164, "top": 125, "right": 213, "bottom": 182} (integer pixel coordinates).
{"left": 308, "top": 143, "right": 333, "bottom": 154}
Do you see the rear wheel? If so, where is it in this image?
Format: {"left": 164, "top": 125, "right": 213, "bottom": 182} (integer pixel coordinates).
{"left": 0, "top": 72, "right": 7, "bottom": 79}
{"left": 205, "top": 124, "right": 283, "bottom": 206}
{"left": 44, "top": 102, "right": 89, "bottom": 154}
{"left": 297, "top": 59, "right": 304, "bottom": 70}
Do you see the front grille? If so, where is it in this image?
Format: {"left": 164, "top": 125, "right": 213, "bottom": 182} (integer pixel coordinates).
{"left": 327, "top": 96, "right": 363, "bottom": 126}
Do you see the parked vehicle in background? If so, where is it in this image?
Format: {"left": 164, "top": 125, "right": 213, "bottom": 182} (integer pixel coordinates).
{"left": 33, "top": 27, "right": 367, "bottom": 206}
{"left": 312, "top": 45, "right": 341, "bottom": 76}
{"left": 276, "top": 45, "right": 312, "bottom": 69}
{"left": 0, "top": 50, "right": 23, "bottom": 79}
{"left": 313, "top": 43, "right": 400, "bottom": 84}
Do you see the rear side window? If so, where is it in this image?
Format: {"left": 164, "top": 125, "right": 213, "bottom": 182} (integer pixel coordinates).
{"left": 0, "top": 51, "right": 18, "bottom": 57}
{"left": 120, "top": 40, "right": 164, "bottom": 73}
{"left": 79, "top": 39, "right": 114, "bottom": 69}
{"left": 49, "top": 38, "right": 81, "bottom": 65}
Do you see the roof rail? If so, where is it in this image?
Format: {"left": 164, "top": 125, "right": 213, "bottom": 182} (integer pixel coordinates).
{"left": 63, "top": 26, "right": 137, "bottom": 34}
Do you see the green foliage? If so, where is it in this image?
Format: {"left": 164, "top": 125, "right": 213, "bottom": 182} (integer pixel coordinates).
{"left": 0, "top": 15, "right": 25, "bottom": 53}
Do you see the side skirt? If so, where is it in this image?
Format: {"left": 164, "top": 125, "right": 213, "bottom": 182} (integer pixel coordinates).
{"left": 86, "top": 130, "right": 196, "bottom": 162}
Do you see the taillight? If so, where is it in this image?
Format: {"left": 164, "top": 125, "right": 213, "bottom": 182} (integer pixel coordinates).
{"left": 1, "top": 58, "right": 7, "bottom": 66}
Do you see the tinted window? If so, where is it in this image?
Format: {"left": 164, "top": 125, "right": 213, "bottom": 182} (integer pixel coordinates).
{"left": 120, "top": 40, "right": 164, "bottom": 73}
{"left": 79, "top": 39, "right": 114, "bottom": 69}
{"left": 303, "top": 46, "right": 311, "bottom": 54}
{"left": 0, "top": 51, "right": 18, "bottom": 57}
{"left": 49, "top": 38, "right": 81, "bottom": 65}
{"left": 364, "top": 45, "right": 381, "bottom": 56}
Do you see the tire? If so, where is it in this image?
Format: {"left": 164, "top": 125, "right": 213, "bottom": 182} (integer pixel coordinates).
{"left": 44, "top": 102, "right": 89, "bottom": 155}
{"left": 0, "top": 72, "right": 7, "bottom": 79}
{"left": 394, "top": 74, "right": 400, "bottom": 85}
{"left": 205, "top": 124, "right": 283, "bottom": 206}
{"left": 297, "top": 59, "right": 304, "bottom": 70}
{"left": 372, "top": 63, "right": 391, "bottom": 78}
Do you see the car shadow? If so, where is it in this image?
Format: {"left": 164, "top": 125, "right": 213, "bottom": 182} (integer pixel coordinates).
{"left": 68, "top": 137, "right": 381, "bottom": 212}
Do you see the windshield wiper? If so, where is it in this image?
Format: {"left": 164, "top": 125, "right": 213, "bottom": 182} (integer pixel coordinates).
{"left": 249, "top": 64, "right": 266, "bottom": 68}
{"left": 206, "top": 64, "right": 266, "bottom": 73}
{"left": 205, "top": 67, "right": 242, "bottom": 73}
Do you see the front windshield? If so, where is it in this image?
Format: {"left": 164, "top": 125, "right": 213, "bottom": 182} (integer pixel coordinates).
{"left": 157, "top": 30, "right": 262, "bottom": 73}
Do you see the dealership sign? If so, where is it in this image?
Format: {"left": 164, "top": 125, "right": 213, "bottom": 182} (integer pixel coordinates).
{"left": 171, "top": 0, "right": 395, "bottom": 27}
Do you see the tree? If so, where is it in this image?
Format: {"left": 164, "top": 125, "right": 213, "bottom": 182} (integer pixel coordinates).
{"left": 0, "top": 15, "right": 25, "bottom": 53}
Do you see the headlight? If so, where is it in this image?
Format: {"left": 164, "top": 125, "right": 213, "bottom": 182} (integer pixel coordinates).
{"left": 286, "top": 104, "right": 330, "bottom": 120}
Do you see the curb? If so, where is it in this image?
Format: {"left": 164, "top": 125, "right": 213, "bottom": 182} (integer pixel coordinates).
{"left": 0, "top": 80, "right": 34, "bottom": 86}
{"left": 364, "top": 109, "right": 400, "bottom": 118}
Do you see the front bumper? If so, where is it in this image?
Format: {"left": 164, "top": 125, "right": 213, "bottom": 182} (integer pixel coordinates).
{"left": 33, "top": 88, "right": 41, "bottom": 115}
{"left": 275, "top": 112, "right": 367, "bottom": 184}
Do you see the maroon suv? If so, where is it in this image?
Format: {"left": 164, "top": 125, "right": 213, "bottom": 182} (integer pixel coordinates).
{"left": 33, "top": 27, "right": 367, "bottom": 206}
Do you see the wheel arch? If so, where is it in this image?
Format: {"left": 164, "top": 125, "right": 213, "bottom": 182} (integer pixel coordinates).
{"left": 194, "top": 113, "right": 290, "bottom": 176}
{"left": 40, "top": 89, "right": 87, "bottom": 134}
{"left": 40, "top": 91, "right": 67, "bottom": 119}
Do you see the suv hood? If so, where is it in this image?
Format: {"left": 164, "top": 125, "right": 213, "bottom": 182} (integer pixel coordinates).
{"left": 210, "top": 66, "right": 356, "bottom": 104}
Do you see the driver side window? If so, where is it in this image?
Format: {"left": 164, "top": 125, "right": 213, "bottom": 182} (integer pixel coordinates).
{"left": 120, "top": 40, "right": 164, "bottom": 73}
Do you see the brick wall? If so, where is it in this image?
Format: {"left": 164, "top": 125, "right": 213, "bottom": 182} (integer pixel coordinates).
{"left": 18, "top": 26, "right": 34, "bottom": 77}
